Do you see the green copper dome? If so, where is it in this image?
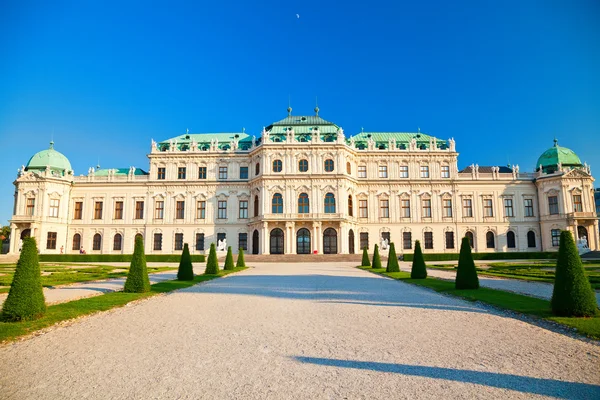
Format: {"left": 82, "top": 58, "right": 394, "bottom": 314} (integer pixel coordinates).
{"left": 26, "top": 141, "right": 72, "bottom": 175}
{"left": 536, "top": 139, "right": 582, "bottom": 173}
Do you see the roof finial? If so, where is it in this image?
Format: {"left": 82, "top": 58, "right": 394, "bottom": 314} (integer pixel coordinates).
{"left": 361, "top": 127, "right": 364, "bottom": 133}
{"left": 314, "top": 96, "right": 319, "bottom": 116}
{"left": 418, "top": 127, "right": 421, "bottom": 133}
{"left": 287, "top": 95, "right": 292, "bottom": 116}
{"left": 49, "top": 140, "right": 54, "bottom": 149}
{"left": 553, "top": 137, "right": 558, "bottom": 146}
{"left": 242, "top": 127, "right": 245, "bottom": 133}
{"left": 186, "top": 128, "right": 189, "bottom": 135}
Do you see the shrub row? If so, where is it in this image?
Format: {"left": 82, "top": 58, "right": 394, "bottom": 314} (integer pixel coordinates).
{"left": 401, "top": 251, "right": 558, "bottom": 262}
{"left": 39, "top": 254, "right": 206, "bottom": 263}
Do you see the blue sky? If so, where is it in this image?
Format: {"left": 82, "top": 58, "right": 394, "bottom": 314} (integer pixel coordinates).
{"left": 1, "top": 0, "right": 599, "bottom": 225}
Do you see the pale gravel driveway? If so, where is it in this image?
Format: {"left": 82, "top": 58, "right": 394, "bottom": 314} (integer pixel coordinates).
{"left": 1, "top": 262, "right": 599, "bottom": 399}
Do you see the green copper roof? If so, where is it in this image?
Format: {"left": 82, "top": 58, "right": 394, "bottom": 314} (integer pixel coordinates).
{"left": 349, "top": 132, "right": 447, "bottom": 149}
{"left": 94, "top": 168, "right": 148, "bottom": 176}
{"left": 266, "top": 112, "right": 340, "bottom": 135}
{"left": 26, "top": 142, "right": 72, "bottom": 174}
{"left": 158, "top": 132, "right": 253, "bottom": 151}
{"left": 536, "top": 139, "right": 582, "bottom": 172}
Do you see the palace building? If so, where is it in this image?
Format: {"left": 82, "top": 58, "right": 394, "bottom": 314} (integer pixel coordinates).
{"left": 8, "top": 107, "right": 599, "bottom": 256}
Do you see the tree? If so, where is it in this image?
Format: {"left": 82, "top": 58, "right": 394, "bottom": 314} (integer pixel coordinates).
{"left": 224, "top": 246, "right": 235, "bottom": 270}
{"left": 0, "top": 225, "right": 10, "bottom": 242}
{"left": 372, "top": 244, "right": 382, "bottom": 269}
{"left": 411, "top": 240, "right": 427, "bottom": 279}
{"left": 205, "top": 242, "right": 219, "bottom": 274}
{"left": 551, "top": 230, "right": 598, "bottom": 317}
{"left": 455, "top": 236, "right": 479, "bottom": 289}
{"left": 177, "top": 243, "right": 194, "bottom": 281}
{"left": 361, "top": 247, "right": 371, "bottom": 267}
{"left": 386, "top": 242, "right": 400, "bottom": 272}
{"left": 124, "top": 235, "right": 151, "bottom": 293}
{"left": 1, "top": 237, "right": 46, "bottom": 321}
{"left": 236, "top": 247, "right": 246, "bottom": 268}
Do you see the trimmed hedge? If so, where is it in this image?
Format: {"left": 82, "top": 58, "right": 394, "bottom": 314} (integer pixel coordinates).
{"left": 177, "top": 243, "right": 194, "bottom": 281}
{"left": 361, "top": 247, "right": 371, "bottom": 267}
{"left": 455, "top": 237, "right": 479, "bottom": 290}
{"left": 372, "top": 244, "right": 382, "bottom": 269}
{"left": 224, "top": 246, "right": 235, "bottom": 271}
{"left": 386, "top": 243, "right": 400, "bottom": 273}
{"left": 402, "top": 251, "right": 558, "bottom": 262}
{"left": 236, "top": 247, "right": 246, "bottom": 268}
{"left": 411, "top": 240, "right": 427, "bottom": 279}
{"left": 204, "top": 243, "right": 219, "bottom": 275}
{"left": 124, "top": 236, "right": 151, "bottom": 293}
{"left": 39, "top": 254, "right": 206, "bottom": 263}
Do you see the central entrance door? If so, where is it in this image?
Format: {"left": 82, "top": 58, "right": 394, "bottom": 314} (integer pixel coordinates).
{"left": 252, "top": 230, "right": 259, "bottom": 254}
{"left": 297, "top": 228, "right": 311, "bottom": 254}
{"left": 270, "top": 228, "right": 284, "bottom": 254}
{"left": 323, "top": 228, "right": 338, "bottom": 254}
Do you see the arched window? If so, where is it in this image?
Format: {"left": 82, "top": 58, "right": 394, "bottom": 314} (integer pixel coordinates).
{"left": 465, "top": 231, "right": 474, "bottom": 248}
{"left": 527, "top": 231, "right": 536, "bottom": 248}
{"left": 254, "top": 195, "right": 259, "bottom": 217}
{"left": 324, "top": 159, "right": 334, "bottom": 172}
{"left": 72, "top": 233, "right": 81, "bottom": 251}
{"left": 93, "top": 233, "right": 102, "bottom": 251}
{"left": 348, "top": 195, "right": 353, "bottom": 217}
{"left": 113, "top": 233, "right": 122, "bottom": 251}
{"left": 507, "top": 231, "right": 516, "bottom": 248}
{"left": 135, "top": 233, "right": 143, "bottom": 243}
{"left": 272, "top": 193, "right": 283, "bottom": 213}
{"left": 324, "top": 193, "right": 336, "bottom": 213}
{"left": 486, "top": 231, "right": 495, "bottom": 249}
{"left": 298, "top": 193, "right": 309, "bottom": 213}
{"left": 346, "top": 162, "right": 351, "bottom": 174}
{"left": 298, "top": 159, "right": 308, "bottom": 172}
{"left": 272, "top": 159, "right": 282, "bottom": 172}
{"left": 255, "top": 162, "right": 260, "bottom": 176}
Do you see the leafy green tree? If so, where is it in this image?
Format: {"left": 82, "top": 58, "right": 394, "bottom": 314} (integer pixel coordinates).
{"left": 372, "top": 244, "right": 382, "bottom": 269}
{"left": 236, "top": 247, "right": 246, "bottom": 268}
{"left": 124, "top": 235, "right": 151, "bottom": 293}
{"left": 551, "top": 231, "right": 598, "bottom": 317}
{"left": 205, "top": 243, "right": 219, "bottom": 274}
{"left": 361, "top": 247, "right": 371, "bottom": 267}
{"left": 177, "top": 243, "right": 194, "bottom": 281}
{"left": 455, "top": 236, "right": 479, "bottom": 289}
{"left": 0, "top": 225, "right": 10, "bottom": 243}
{"left": 411, "top": 240, "right": 427, "bottom": 279}
{"left": 386, "top": 242, "right": 400, "bottom": 272}
{"left": 1, "top": 237, "right": 46, "bottom": 321}
{"left": 224, "top": 246, "right": 235, "bottom": 270}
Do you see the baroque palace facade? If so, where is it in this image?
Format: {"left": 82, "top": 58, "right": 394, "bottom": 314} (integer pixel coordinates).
{"left": 8, "top": 108, "right": 599, "bottom": 256}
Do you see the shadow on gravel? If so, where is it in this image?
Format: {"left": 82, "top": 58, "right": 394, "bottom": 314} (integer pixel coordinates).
{"left": 293, "top": 356, "right": 600, "bottom": 399}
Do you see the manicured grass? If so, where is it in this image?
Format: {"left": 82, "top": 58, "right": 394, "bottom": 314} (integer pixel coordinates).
{"left": 478, "top": 263, "right": 600, "bottom": 290}
{"left": 0, "top": 267, "right": 247, "bottom": 342}
{"left": 359, "top": 266, "right": 600, "bottom": 340}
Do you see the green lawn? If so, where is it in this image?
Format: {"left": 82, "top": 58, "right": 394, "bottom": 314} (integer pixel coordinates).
{"left": 0, "top": 267, "right": 247, "bottom": 342}
{"left": 359, "top": 266, "right": 600, "bottom": 340}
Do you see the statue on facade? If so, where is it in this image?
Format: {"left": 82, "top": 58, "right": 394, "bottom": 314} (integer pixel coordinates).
{"left": 217, "top": 238, "right": 227, "bottom": 252}
{"left": 448, "top": 138, "right": 456, "bottom": 151}
{"left": 410, "top": 137, "right": 417, "bottom": 150}
{"left": 380, "top": 237, "right": 389, "bottom": 250}
{"left": 151, "top": 139, "right": 157, "bottom": 151}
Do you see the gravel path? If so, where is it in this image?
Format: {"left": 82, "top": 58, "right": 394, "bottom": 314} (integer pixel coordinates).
{"left": 1, "top": 262, "right": 599, "bottom": 399}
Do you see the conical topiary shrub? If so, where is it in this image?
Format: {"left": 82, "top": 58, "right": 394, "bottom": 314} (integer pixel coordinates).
{"left": 124, "top": 235, "right": 151, "bottom": 293}
{"left": 386, "top": 242, "right": 400, "bottom": 273}
{"left": 224, "top": 246, "right": 235, "bottom": 270}
{"left": 411, "top": 240, "right": 427, "bottom": 279}
{"left": 455, "top": 236, "right": 479, "bottom": 289}
{"left": 551, "top": 230, "right": 598, "bottom": 317}
{"left": 177, "top": 243, "right": 194, "bottom": 281}
{"left": 1, "top": 237, "right": 46, "bottom": 322}
{"left": 205, "top": 242, "right": 219, "bottom": 274}
{"left": 361, "top": 247, "right": 371, "bottom": 267}
{"left": 236, "top": 247, "right": 246, "bottom": 268}
{"left": 372, "top": 244, "right": 382, "bottom": 269}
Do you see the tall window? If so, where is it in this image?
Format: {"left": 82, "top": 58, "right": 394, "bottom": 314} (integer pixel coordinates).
{"left": 378, "top": 165, "right": 388, "bottom": 178}
{"left": 46, "top": 232, "right": 57, "bottom": 249}
{"left": 255, "top": 163, "right": 260, "bottom": 176}
{"left": 324, "top": 193, "right": 336, "bottom": 213}
{"left": 157, "top": 167, "right": 165, "bottom": 180}
{"left": 298, "top": 193, "right": 309, "bottom": 213}
{"left": 504, "top": 199, "right": 514, "bottom": 217}
{"left": 26, "top": 198, "right": 35, "bottom": 216}
{"left": 441, "top": 165, "right": 450, "bottom": 178}
{"left": 135, "top": 201, "right": 144, "bottom": 219}
{"left": 272, "top": 160, "right": 282, "bottom": 172}
{"left": 239, "top": 200, "right": 248, "bottom": 219}
{"left": 254, "top": 195, "right": 259, "bottom": 217}
{"left": 197, "top": 201, "right": 205, "bottom": 219}
{"left": 422, "top": 199, "right": 432, "bottom": 218}
{"left": 174, "top": 233, "right": 183, "bottom": 251}
{"left": 348, "top": 195, "right": 353, "bottom": 216}
{"left": 358, "top": 165, "right": 367, "bottom": 178}
{"left": 486, "top": 231, "right": 495, "bottom": 249}
{"left": 272, "top": 193, "right": 283, "bottom": 213}
{"left": 219, "top": 166, "right": 228, "bottom": 180}
{"left": 380, "top": 199, "right": 389, "bottom": 218}
{"left": 573, "top": 195, "right": 582, "bottom": 212}
{"left": 445, "top": 232, "right": 455, "bottom": 249}
{"left": 359, "top": 200, "right": 368, "bottom": 218}
{"left": 424, "top": 232, "right": 433, "bottom": 249}
{"left": 483, "top": 199, "right": 494, "bottom": 217}
{"left": 463, "top": 199, "right": 473, "bottom": 217}
{"left": 218, "top": 201, "right": 227, "bottom": 219}
{"left": 360, "top": 232, "right": 369, "bottom": 250}
{"left": 399, "top": 166, "right": 409, "bottom": 178}
{"left": 237, "top": 166, "right": 247, "bottom": 180}
{"left": 527, "top": 231, "right": 536, "bottom": 248}
{"left": 403, "top": 232, "right": 412, "bottom": 249}
{"left": 74, "top": 201, "right": 83, "bottom": 219}
{"left": 198, "top": 166, "right": 207, "bottom": 179}
{"left": 551, "top": 229, "right": 561, "bottom": 246}
{"left": 420, "top": 165, "right": 429, "bottom": 178}
{"left": 324, "top": 159, "right": 334, "bottom": 172}
{"left": 93, "top": 233, "right": 102, "bottom": 250}
{"left": 153, "top": 233, "right": 163, "bottom": 250}
{"left": 72, "top": 233, "right": 81, "bottom": 250}
{"left": 48, "top": 199, "right": 59, "bottom": 218}
{"left": 443, "top": 199, "right": 452, "bottom": 218}
{"left": 507, "top": 231, "right": 516, "bottom": 248}
{"left": 346, "top": 162, "right": 351, "bottom": 174}
{"left": 548, "top": 196, "right": 559, "bottom": 215}
{"left": 298, "top": 159, "right": 308, "bottom": 172}
{"left": 524, "top": 199, "right": 534, "bottom": 217}
{"left": 401, "top": 199, "right": 410, "bottom": 218}
{"left": 176, "top": 201, "right": 185, "bottom": 219}
{"left": 114, "top": 201, "right": 123, "bottom": 220}
{"left": 94, "top": 201, "right": 103, "bottom": 219}
{"left": 178, "top": 167, "right": 186, "bottom": 179}
{"left": 155, "top": 201, "right": 164, "bottom": 219}
{"left": 239, "top": 233, "right": 248, "bottom": 251}
{"left": 195, "top": 233, "right": 205, "bottom": 251}
{"left": 465, "top": 231, "right": 474, "bottom": 248}
{"left": 113, "top": 234, "right": 122, "bottom": 251}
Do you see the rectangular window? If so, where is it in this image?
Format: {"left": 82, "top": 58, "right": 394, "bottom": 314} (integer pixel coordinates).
{"left": 49, "top": 199, "right": 59, "bottom": 218}
{"left": 548, "top": 196, "right": 559, "bottom": 215}
{"left": 239, "top": 233, "right": 248, "bottom": 251}
{"left": 380, "top": 199, "right": 389, "bottom": 218}
{"left": 153, "top": 233, "right": 162, "bottom": 251}
{"left": 401, "top": 199, "right": 410, "bottom": 218}
{"left": 240, "top": 166, "right": 248, "bottom": 180}
{"left": 358, "top": 165, "right": 367, "bottom": 178}
{"left": 217, "top": 233, "right": 226, "bottom": 245}
{"left": 174, "top": 233, "right": 183, "bottom": 251}
{"left": 197, "top": 201, "right": 206, "bottom": 219}
{"left": 484, "top": 199, "right": 494, "bottom": 217}
{"left": 46, "top": 232, "right": 57, "bottom": 250}
{"left": 114, "top": 201, "right": 123, "bottom": 220}
{"left": 378, "top": 165, "right": 388, "bottom": 178}
{"left": 524, "top": 199, "right": 534, "bottom": 217}
{"left": 94, "top": 201, "right": 103, "bottom": 219}
{"left": 551, "top": 229, "right": 561, "bottom": 247}
{"left": 422, "top": 199, "right": 432, "bottom": 218}
{"left": 178, "top": 167, "right": 186, "bottom": 179}
{"left": 573, "top": 195, "right": 582, "bottom": 212}
{"left": 359, "top": 200, "right": 368, "bottom": 218}
{"left": 443, "top": 199, "right": 452, "bottom": 218}
{"left": 445, "top": 231, "right": 455, "bottom": 249}
{"left": 441, "top": 165, "right": 450, "bottom": 178}
{"left": 218, "top": 200, "right": 227, "bottom": 219}
{"left": 239, "top": 200, "right": 248, "bottom": 219}
{"left": 176, "top": 201, "right": 185, "bottom": 219}
{"left": 399, "top": 165, "right": 409, "bottom": 178}
{"left": 195, "top": 233, "right": 205, "bottom": 251}
{"left": 420, "top": 165, "right": 430, "bottom": 178}
{"left": 155, "top": 201, "right": 164, "bottom": 219}
{"left": 135, "top": 201, "right": 144, "bottom": 219}
{"left": 403, "top": 232, "right": 412, "bottom": 249}
{"left": 219, "top": 166, "right": 228, "bottom": 180}
{"left": 424, "top": 232, "right": 433, "bottom": 249}
{"left": 74, "top": 201, "right": 83, "bottom": 219}
{"left": 359, "top": 232, "right": 369, "bottom": 250}
{"left": 157, "top": 167, "right": 165, "bottom": 180}
{"left": 463, "top": 199, "right": 473, "bottom": 217}
{"left": 26, "top": 198, "right": 35, "bottom": 216}
{"left": 504, "top": 198, "right": 514, "bottom": 217}
{"left": 198, "top": 166, "right": 207, "bottom": 179}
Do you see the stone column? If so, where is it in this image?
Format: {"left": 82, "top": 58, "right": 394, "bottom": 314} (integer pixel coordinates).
{"left": 262, "top": 221, "right": 269, "bottom": 254}
{"left": 312, "top": 222, "right": 320, "bottom": 254}
{"left": 9, "top": 224, "right": 18, "bottom": 254}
